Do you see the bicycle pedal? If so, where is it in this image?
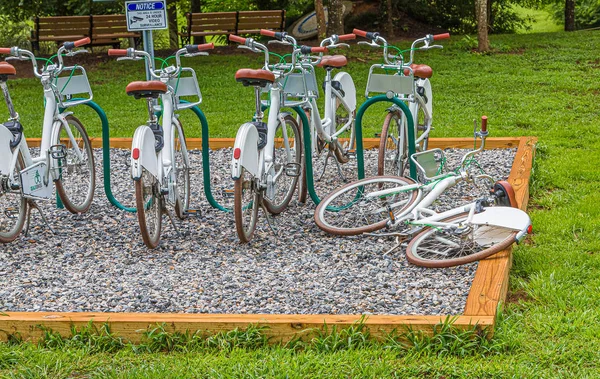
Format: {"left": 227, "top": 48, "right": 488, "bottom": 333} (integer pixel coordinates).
{"left": 49, "top": 144, "right": 67, "bottom": 160}
{"left": 184, "top": 209, "right": 202, "bottom": 217}
{"left": 285, "top": 162, "right": 301, "bottom": 177}
{"left": 222, "top": 188, "right": 235, "bottom": 198}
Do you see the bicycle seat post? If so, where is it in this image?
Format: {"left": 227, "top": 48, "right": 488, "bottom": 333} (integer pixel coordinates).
{"left": 254, "top": 86, "right": 264, "bottom": 122}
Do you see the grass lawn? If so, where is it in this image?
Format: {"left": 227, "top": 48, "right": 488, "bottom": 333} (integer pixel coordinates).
{"left": 2, "top": 30, "right": 600, "bottom": 377}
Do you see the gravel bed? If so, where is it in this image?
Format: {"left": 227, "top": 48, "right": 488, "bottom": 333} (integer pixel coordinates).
{"left": 0, "top": 146, "right": 515, "bottom": 315}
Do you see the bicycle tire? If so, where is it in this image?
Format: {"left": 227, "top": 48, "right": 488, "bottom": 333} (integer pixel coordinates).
{"left": 135, "top": 168, "right": 162, "bottom": 249}
{"left": 377, "top": 110, "right": 407, "bottom": 177}
{"left": 263, "top": 114, "right": 302, "bottom": 215}
{"left": 55, "top": 115, "right": 96, "bottom": 214}
{"left": 172, "top": 119, "right": 190, "bottom": 219}
{"left": 0, "top": 151, "right": 27, "bottom": 243}
{"left": 314, "top": 175, "right": 419, "bottom": 236}
{"left": 406, "top": 212, "right": 518, "bottom": 268}
{"left": 234, "top": 167, "right": 259, "bottom": 243}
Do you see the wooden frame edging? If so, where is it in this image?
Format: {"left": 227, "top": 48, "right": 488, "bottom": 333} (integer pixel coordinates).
{"left": 0, "top": 137, "right": 536, "bottom": 343}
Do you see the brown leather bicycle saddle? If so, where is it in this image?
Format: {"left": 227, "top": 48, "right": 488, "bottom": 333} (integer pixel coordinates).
{"left": 126, "top": 81, "right": 168, "bottom": 99}
{"left": 0, "top": 62, "right": 16, "bottom": 76}
{"left": 235, "top": 69, "right": 275, "bottom": 88}
{"left": 404, "top": 64, "right": 433, "bottom": 79}
{"left": 317, "top": 55, "right": 347, "bottom": 68}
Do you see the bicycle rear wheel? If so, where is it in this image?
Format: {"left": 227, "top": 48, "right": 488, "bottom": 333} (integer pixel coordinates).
{"left": 172, "top": 120, "right": 190, "bottom": 219}
{"left": 331, "top": 96, "right": 355, "bottom": 164}
{"left": 55, "top": 115, "right": 96, "bottom": 214}
{"left": 0, "top": 151, "right": 26, "bottom": 243}
{"left": 314, "top": 176, "right": 419, "bottom": 236}
{"left": 406, "top": 212, "right": 518, "bottom": 268}
{"left": 263, "top": 114, "right": 302, "bottom": 214}
{"left": 135, "top": 168, "right": 162, "bottom": 249}
{"left": 234, "top": 167, "right": 259, "bottom": 243}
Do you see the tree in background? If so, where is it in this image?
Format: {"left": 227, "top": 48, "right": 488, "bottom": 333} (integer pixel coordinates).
{"left": 167, "top": 0, "right": 179, "bottom": 49}
{"left": 476, "top": 0, "right": 490, "bottom": 52}
{"left": 327, "top": 0, "right": 344, "bottom": 35}
{"left": 564, "top": 0, "right": 576, "bottom": 30}
{"left": 315, "top": 0, "right": 327, "bottom": 39}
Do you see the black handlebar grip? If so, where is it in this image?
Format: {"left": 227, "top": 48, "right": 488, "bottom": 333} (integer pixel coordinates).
{"left": 186, "top": 45, "right": 199, "bottom": 53}
{"left": 274, "top": 32, "right": 285, "bottom": 40}
{"left": 365, "top": 31, "right": 379, "bottom": 40}
{"left": 300, "top": 45, "right": 313, "bottom": 55}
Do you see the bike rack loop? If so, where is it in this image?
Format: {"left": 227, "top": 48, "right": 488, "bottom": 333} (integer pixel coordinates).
{"left": 61, "top": 99, "right": 229, "bottom": 213}
{"left": 354, "top": 94, "right": 418, "bottom": 181}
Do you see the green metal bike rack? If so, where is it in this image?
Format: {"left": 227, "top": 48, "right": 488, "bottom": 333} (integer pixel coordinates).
{"left": 353, "top": 94, "right": 418, "bottom": 181}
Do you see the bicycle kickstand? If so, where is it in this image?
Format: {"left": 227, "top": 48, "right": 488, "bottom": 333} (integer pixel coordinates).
{"left": 24, "top": 199, "right": 56, "bottom": 236}
{"left": 259, "top": 200, "right": 279, "bottom": 237}
{"left": 163, "top": 203, "right": 183, "bottom": 238}
{"left": 317, "top": 149, "right": 348, "bottom": 183}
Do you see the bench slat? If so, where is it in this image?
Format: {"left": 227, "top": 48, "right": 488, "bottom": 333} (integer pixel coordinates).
{"left": 238, "top": 10, "right": 283, "bottom": 17}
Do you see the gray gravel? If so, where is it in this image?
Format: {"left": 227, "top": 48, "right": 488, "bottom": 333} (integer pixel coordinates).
{"left": 0, "top": 146, "right": 515, "bottom": 315}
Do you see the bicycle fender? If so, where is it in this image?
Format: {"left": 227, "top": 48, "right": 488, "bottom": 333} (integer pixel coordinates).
{"left": 333, "top": 71, "right": 356, "bottom": 112}
{"left": 0, "top": 124, "right": 13, "bottom": 175}
{"left": 131, "top": 125, "right": 158, "bottom": 180}
{"left": 471, "top": 206, "right": 531, "bottom": 241}
{"left": 231, "top": 122, "right": 259, "bottom": 180}
{"left": 415, "top": 78, "right": 432, "bottom": 117}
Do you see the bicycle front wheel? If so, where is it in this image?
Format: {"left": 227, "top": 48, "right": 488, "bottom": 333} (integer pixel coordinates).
{"left": 263, "top": 114, "right": 302, "bottom": 215}
{"left": 378, "top": 110, "right": 407, "bottom": 177}
{"left": 0, "top": 151, "right": 27, "bottom": 243}
{"left": 314, "top": 176, "right": 419, "bottom": 236}
{"left": 135, "top": 168, "right": 163, "bottom": 249}
{"left": 406, "top": 213, "right": 518, "bottom": 268}
{"left": 55, "top": 115, "right": 96, "bottom": 214}
{"left": 172, "top": 120, "right": 190, "bottom": 219}
{"left": 234, "top": 167, "right": 259, "bottom": 243}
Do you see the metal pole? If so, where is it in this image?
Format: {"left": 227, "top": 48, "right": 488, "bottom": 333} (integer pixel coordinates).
{"left": 142, "top": 30, "right": 154, "bottom": 81}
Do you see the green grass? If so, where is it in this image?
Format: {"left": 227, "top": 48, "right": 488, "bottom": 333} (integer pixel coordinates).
{"left": 513, "top": 6, "right": 563, "bottom": 33}
{"left": 2, "top": 30, "right": 600, "bottom": 377}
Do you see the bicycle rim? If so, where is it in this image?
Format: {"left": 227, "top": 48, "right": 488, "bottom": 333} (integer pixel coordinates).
{"left": 234, "top": 167, "right": 259, "bottom": 243}
{"left": 406, "top": 212, "right": 518, "bottom": 268}
{"left": 173, "top": 120, "right": 190, "bottom": 219}
{"left": 263, "top": 114, "right": 301, "bottom": 214}
{"left": 55, "top": 115, "right": 96, "bottom": 214}
{"left": 314, "top": 176, "right": 419, "bottom": 236}
{"left": 135, "top": 168, "right": 162, "bottom": 249}
{"left": 0, "top": 152, "right": 27, "bottom": 243}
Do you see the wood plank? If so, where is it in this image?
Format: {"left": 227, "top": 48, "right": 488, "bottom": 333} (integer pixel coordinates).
{"left": 463, "top": 137, "right": 537, "bottom": 326}
{"left": 238, "top": 11, "right": 284, "bottom": 17}
{"left": 189, "top": 12, "right": 237, "bottom": 18}
{"left": 0, "top": 312, "right": 493, "bottom": 343}
{"left": 26, "top": 137, "right": 522, "bottom": 150}
{"left": 38, "top": 16, "right": 90, "bottom": 22}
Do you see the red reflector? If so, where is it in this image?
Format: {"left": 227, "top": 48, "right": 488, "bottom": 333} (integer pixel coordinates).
{"left": 527, "top": 225, "right": 533, "bottom": 234}
{"left": 233, "top": 148, "right": 241, "bottom": 159}
{"left": 132, "top": 148, "right": 140, "bottom": 160}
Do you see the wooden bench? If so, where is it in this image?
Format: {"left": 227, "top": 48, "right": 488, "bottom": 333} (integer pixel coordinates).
{"left": 179, "top": 10, "right": 285, "bottom": 45}
{"left": 30, "top": 15, "right": 141, "bottom": 52}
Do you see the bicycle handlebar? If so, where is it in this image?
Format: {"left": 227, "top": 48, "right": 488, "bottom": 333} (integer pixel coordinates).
{"left": 0, "top": 48, "right": 11, "bottom": 54}
{"left": 433, "top": 33, "right": 450, "bottom": 40}
{"left": 338, "top": 33, "right": 356, "bottom": 41}
{"left": 229, "top": 35, "right": 247, "bottom": 44}
{"left": 63, "top": 37, "right": 90, "bottom": 50}
{"left": 481, "top": 116, "right": 487, "bottom": 132}
{"left": 185, "top": 43, "right": 214, "bottom": 54}
{"left": 108, "top": 49, "right": 128, "bottom": 56}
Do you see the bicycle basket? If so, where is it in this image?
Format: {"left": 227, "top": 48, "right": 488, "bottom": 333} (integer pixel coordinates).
{"left": 281, "top": 66, "right": 318, "bottom": 106}
{"left": 54, "top": 65, "right": 93, "bottom": 108}
{"left": 365, "top": 64, "right": 414, "bottom": 99}
{"left": 166, "top": 67, "right": 202, "bottom": 110}
{"left": 410, "top": 148, "right": 446, "bottom": 183}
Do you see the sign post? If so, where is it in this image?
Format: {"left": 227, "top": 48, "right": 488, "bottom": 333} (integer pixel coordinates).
{"left": 125, "top": 0, "right": 168, "bottom": 80}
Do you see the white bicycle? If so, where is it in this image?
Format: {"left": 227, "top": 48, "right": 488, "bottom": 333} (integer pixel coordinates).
{"left": 108, "top": 43, "right": 214, "bottom": 248}
{"left": 0, "top": 38, "right": 96, "bottom": 243}
{"left": 353, "top": 28, "right": 450, "bottom": 178}
{"left": 314, "top": 117, "right": 532, "bottom": 268}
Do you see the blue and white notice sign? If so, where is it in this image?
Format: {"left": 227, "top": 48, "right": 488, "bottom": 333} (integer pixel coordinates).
{"left": 125, "top": 0, "right": 167, "bottom": 31}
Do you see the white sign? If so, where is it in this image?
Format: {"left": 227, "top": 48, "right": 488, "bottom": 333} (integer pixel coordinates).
{"left": 125, "top": 0, "right": 167, "bottom": 31}
{"left": 21, "top": 162, "right": 52, "bottom": 200}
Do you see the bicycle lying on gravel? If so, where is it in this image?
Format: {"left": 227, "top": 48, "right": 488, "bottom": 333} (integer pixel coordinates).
{"left": 314, "top": 116, "right": 532, "bottom": 267}
{"left": 108, "top": 43, "right": 214, "bottom": 248}
{"left": 352, "top": 28, "right": 449, "bottom": 178}
{"left": 0, "top": 38, "right": 96, "bottom": 243}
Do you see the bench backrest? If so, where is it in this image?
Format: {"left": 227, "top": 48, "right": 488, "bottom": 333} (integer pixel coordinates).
{"left": 186, "top": 12, "right": 238, "bottom": 35}
{"left": 237, "top": 10, "right": 285, "bottom": 34}
{"left": 34, "top": 16, "right": 91, "bottom": 39}
{"left": 92, "top": 15, "right": 134, "bottom": 37}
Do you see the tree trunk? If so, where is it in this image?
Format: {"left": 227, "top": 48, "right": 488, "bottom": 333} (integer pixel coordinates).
{"left": 476, "top": 0, "right": 489, "bottom": 52}
{"left": 315, "top": 0, "right": 326, "bottom": 40}
{"left": 327, "top": 0, "right": 344, "bottom": 36}
{"left": 190, "top": 0, "right": 205, "bottom": 44}
{"left": 385, "top": 0, "right": 394, "bottom": 35}
{"left": 565, "top": 0, "right": 575, "bottom": 31}
{"left": 167, "top": 0, "right": 178, "bottom": 49}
